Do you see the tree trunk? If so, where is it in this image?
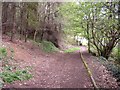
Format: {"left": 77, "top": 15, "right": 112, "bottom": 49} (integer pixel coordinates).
{"left": 2, "top": 2, "right": 9, "bottom": 34}
{"left": 19, "top": 3, "right": 24, "bottom": 40}
{"left": 10, "top": 3, "right": 16, "bottom": 42}
{"left": 24, "top": 3, "right": 28, "bottom": 42}
{"left": 86, "top": 21, "right": 90, "bottom": 53}
{"left": 25, "top": 13, "right": 28, "bottom": 42}
{"left": 33, "top": 30, "right": 37, "bottom": 41}
{"left": 101, "top": 38, "right": 116, "bottom": 59}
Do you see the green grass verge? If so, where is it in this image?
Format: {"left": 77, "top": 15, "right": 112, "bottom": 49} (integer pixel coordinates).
{"left": 64, "top": 47, "right": 80, "bottom": 53}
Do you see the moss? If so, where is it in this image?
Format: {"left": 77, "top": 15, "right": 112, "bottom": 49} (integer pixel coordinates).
{"left": 41, "top": 40, "right": 59, "bottom": 53}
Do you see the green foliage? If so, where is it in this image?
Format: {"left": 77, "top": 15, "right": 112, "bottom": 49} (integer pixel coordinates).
{"left": 0, "top": 47, "right": 7, "bottom": 60}
{"left": 31, "top": 40, "right": 41, "bottom": 47}
{"left": 64, "top": 47, "right": 80, "bottom": 53}
{"left": 41, "top": 41, "right": 59, "bottom": 53}
{"left": 0, "top": 47, "right": 32, "bottom": 84}
{"left": 27, "top": 3, "right": 39, "bottom": 29}
{"left": 98, "top": 56, "right": 120, "bottom": 82}
{"left": 60, "top": 2, "right": 119, "bottom": 59}
{"left": 106, "top": 63, "right": 120, "bottom": 81}
{"left": 59, "top": 2, "right": 85, "bottom": 37}
{"left": 0, "top": 47, "right": 7, "bottom": 88}
{"left": 0, "top": 70, "right": 32, "bottom": 83}
{"left": 111, "top": 46, "right": 120, "bottom": 62}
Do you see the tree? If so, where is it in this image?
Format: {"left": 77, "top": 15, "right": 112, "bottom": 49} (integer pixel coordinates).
{"left": 2, "top": 2, "right": 63, "bottom": 47}
{"left": 39, "top": 2, "right": 62, "bottom": 47}
{"left": 2, "top": 2, "right": 9, "bottom": 34}
{"left": 59, "top": 2, "right": 120, "bottom": 59}
{"left": 10, "top": 2, "right": 16, "bottom": 41}
{"left": 0, "top": 2, "right": 2, "bottom": 44}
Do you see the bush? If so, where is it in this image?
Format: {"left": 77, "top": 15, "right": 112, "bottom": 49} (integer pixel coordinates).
{"left": 111, "top": 47, "right": 120, "bottom": 61}
{"left": 98, "top": 56, "right": 120, "bottom": 82}
{"left": 41, "top": 41, "right": 59, "bottom": 53}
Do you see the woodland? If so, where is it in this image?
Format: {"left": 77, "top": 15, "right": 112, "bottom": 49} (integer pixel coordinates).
{"left": 0, "top": 1, "right": 120, "bottom": 89}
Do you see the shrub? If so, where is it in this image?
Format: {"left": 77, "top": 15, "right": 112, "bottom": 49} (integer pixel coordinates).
{"left": 98, "top": 56, "right": 120, "bottom": 82}
{"left": 111, "top": 47, "right": 120, "bottom": 62}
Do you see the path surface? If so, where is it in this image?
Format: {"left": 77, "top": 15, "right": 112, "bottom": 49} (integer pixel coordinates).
{"left": 2, "top": 37, "right": 118, "bottom": 88}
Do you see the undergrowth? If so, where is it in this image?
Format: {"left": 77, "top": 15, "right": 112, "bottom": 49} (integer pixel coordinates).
{"left": 0, "top": 48, "right": 7, "bottom": 60}
{"left": 41, "top": 41, "right": 59, "bottom": 53}
{"left": 64, "top": 47, "right": 80, "bottom": 53}
{"left": 98, "top": 56, "right": 120, "bottom": 84}
{"left": 89, "top": 45, "right": 120, "bottom": 84}
{"left": 0, "top": 69, "right": 32, "bottom": 83}
{"left": 0, "top": 47, "right": 32, "bottom": 86}
{"left": 111, "top": 47, "right": 120, "bottom": 62}
{"left": 31, "top": 40, "right": 59, "bottom": 53}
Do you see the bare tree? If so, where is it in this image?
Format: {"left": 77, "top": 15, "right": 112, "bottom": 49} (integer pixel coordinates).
{"left": 10, "top": 2, "right": 16, "bottom": 42}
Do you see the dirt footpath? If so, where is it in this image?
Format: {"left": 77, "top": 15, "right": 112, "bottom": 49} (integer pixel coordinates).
{"left": 2, "top": 39, "right": 118, "bottom": 88}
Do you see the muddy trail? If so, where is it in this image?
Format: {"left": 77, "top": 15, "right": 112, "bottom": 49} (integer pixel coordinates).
{"left": 2, "top": 37, "right": 118, "bottom": 88}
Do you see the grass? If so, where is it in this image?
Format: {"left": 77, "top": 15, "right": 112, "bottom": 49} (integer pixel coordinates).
{"left": 64, "top": 47, "right": 80, "bottom": 53}
{"left": 41, "top": 41, "right": 59, "bottom": 53}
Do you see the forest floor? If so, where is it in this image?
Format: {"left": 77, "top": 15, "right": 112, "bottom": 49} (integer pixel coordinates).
{"left": 2, "top": 36, "right": 119, "bottom": 88}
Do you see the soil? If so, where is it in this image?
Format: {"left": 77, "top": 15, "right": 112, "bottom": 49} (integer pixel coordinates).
{"left": 1, "top": 36, "right": 119, "bottom": 88}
